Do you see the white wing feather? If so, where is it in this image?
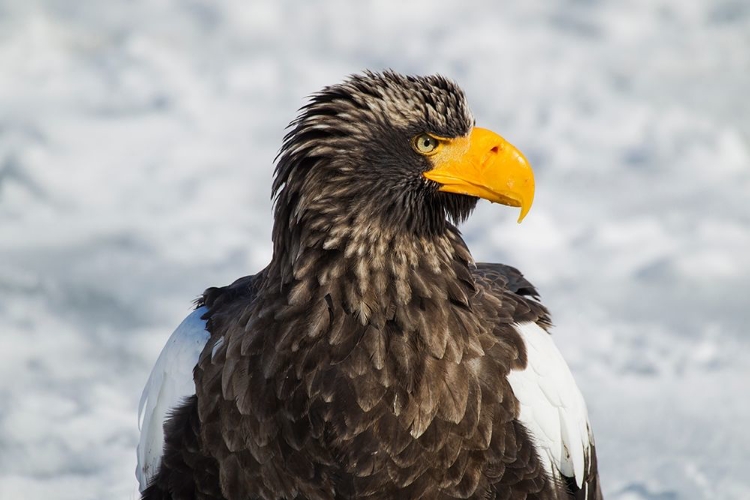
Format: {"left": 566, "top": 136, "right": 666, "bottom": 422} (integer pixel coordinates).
{"left": 507, "top": 321, "right": 593, "bottom": 487}
{"left": 136, "top": 306, "right": 210, "bottom": 491}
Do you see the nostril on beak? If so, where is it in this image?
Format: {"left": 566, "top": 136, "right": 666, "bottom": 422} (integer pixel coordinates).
{"left": 490, "top": 145, "right": 501, "bottom": 154}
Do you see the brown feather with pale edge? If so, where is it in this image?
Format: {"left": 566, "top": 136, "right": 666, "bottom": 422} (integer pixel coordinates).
{"left": 141, "top": 72, "right": 602, "bottom": 500}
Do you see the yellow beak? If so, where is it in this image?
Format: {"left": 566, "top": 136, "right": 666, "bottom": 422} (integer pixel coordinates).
{"left": 422, "top": 127, "right": 535, "bottom": 223}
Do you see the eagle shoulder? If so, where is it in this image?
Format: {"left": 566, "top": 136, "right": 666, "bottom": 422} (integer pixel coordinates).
{"left": 136, "top": 306, "right": 210, "bottom": 491}
{"left": 473, "top": 263, "right": 601, "bottom": 499}
{"left": 136, "top": 273, "right": 261, "bottom": 492}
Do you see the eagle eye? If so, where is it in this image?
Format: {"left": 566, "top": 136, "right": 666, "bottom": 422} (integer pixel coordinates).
{"left": 412, "top": 134, "right": 440, "bottom": 155}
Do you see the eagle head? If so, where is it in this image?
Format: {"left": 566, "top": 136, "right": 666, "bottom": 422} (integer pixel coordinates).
{"left": 271, "top": 71, "right": 534, "bottom": 249}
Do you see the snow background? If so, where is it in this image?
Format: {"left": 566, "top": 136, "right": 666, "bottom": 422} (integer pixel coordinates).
{"left": 1, "top": 0, "right": 748, "bottom": 498}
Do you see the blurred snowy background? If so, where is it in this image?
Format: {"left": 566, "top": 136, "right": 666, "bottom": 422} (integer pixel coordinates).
{"left": 1, "top": 0, "right": 749, "bottom": 498}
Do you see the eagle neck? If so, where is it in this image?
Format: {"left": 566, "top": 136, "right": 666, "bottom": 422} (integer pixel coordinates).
{"left": 268, "top": 217, "right": 476, "bottom": 316}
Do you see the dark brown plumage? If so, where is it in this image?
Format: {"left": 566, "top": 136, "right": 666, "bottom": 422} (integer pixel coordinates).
{"left": 140, "top": 71, "right": 602, "bottom": 500}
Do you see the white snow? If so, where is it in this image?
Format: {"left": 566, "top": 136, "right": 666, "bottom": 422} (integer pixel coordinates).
{"left": 0, "top": 1, "right": 748, "bottom": 499}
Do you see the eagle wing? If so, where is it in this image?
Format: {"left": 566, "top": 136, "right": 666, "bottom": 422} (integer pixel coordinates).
{"left": 474, "top": 263, "right": 601, "bottom": 499}
{"left": 136, "top": 306, "right": 211, "bottom": 491}
{"left": 136, "top": 274, "right": 261, "bottom": 492}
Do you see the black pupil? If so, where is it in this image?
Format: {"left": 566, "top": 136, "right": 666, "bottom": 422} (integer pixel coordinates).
{"left": 422, "top": 137, "right": 432, "bottom": 148}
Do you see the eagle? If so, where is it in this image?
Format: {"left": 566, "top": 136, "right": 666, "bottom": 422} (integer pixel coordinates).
{"left": 136, "top": 71, "right": 602, "bottom": 500}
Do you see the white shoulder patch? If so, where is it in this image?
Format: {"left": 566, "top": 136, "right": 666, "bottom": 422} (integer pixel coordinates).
{"left": 506, "top": 321, "right": 593, "bottom": 487}
{"left": 136, "top": 306, "right": 210, "bottom": 492}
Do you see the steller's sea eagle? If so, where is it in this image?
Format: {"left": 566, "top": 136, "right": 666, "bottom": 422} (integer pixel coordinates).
{"left": 136, "top": 71, "right": 602, "bottom": 500}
